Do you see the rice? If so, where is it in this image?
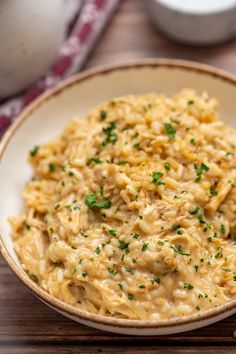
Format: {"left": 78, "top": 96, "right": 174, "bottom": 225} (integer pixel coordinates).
{"left": 9, "top": 89, "right": 236, "bottom": 320}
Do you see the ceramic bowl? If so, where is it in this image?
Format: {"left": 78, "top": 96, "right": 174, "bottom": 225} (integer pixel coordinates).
{"left": 1, "top": 59, "right": 236, "bottom": 335}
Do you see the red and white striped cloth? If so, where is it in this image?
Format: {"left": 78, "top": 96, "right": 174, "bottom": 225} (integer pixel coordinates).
{"left": 0, "top": 0, "right": 119, "bottom": 136}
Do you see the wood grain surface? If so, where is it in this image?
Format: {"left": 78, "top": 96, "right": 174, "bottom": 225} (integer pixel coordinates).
{"left": 1, "top": 0, "right": 236, "bottom": 353}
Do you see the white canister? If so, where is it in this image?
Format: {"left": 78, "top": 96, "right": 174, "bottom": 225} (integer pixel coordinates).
{"left": 147, "top": 0, "right": 236, "bottom": 46}
{"left": 0, "top": 0, "right": 72, "bottom": 98}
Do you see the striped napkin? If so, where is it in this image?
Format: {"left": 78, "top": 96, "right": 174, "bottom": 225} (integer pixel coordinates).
{"left": 0, "top": 0, "right": 119, "bottom": 136}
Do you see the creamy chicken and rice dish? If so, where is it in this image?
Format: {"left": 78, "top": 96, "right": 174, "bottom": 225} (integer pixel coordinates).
{"left": 10, "top": 90, "right": 236, "bottom": 320}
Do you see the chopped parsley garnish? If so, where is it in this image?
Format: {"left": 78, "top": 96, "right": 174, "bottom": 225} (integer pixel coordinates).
{"left": 109, "top": 229, "right": 117, "bottom": 237}
{"left": 195, "top": 163, "right": 209, "bottom": 183}
{"left": 29, "top": 274, "right": 38, "bottom": 282}
{"left": 215, "top": 249, "right": 222, "bottom": 259}
{"left": 82, "top": 272, "right": 87, "bottom": 277}
{"left": 171, "top": 245, "right": 191, "bottom": 257}
{"left": 101, "top": 121, "right": 118, "bottom": 148}
{"left": 108, "top": 268, "right": 118, "bottom": 275}
{"left": 85, "top": 193, "right": 112, "bottom": 210}
{"left": 172, "top": 224, "right": 181, "bottom": 231}
{"left": 49, "top": 163, "right": 56, "bottom": 172}
{"left": 128, "top": 293, "right": 134, "bottom": 300}
{"left": 189, "top": 206, "right": 200, "bottom": 215}
{"left": 220, "top": 224, "right": 225, "bottom": 234}
{"left": 133, "top": 233, "right": 140, "bottom": 239}
{"left": 198, "top": 214, "right": 211, "bottom": 230}
{"left": 95, "top": 247, "right": 100, "bottom": 254}
{"left": 133, "top": 143, "right": 141, "bottom": 150}
{"left": 151, "top": 278, "right": 160, "bottom": 284}
{"left": 142, "top": 243, "right": 149, "bottom": 252}
{"left": 124, "top": 266, "right": 133, "bottom": 274}
{"left": 88, "top": 157, "right": 102, "bottom": 164}
{"left": 152, "top": 171, "right": 165, "bottom": 185}
{"left": 210, "top": 186, "right": 218, "bottom": 196}
{"left": 163, "top": 162, "right": 171, "bottom": 170}
{"left": 118, "top": 283, "right": 123, "bottom": 289}
{"left": 30, "top": 146, "right": 39, "bottom": 157}
{"left": 23, "top": 221, "right": 31, "bottom": 230}
{"left": 117, "top": 161, "right": 129, "bottom": 165}
{"left": 119, "top": 240, "right": 129, "bottom": 251}
{"left": 71, "top": 268, "right": 77, "bottom": 275}
{"left": 190, "top": 138, "right": 196, "bottom": 145}
{"left": 207, "top": 237, "right": 212, "bottom": 242}
{"left": 196, "top": 305, "right": 200, "bottom": 311}
{"left": 138, "top": 284, "right": 145, "bottom": 289}
{"left": 164, "top": 123, "right": 176, "bottom": 139}
{"left": 158, "top": 240, "right": 164, "bottom": 246}
{"left": 184, "top": 283, "right": 194, "bottom": 290}
{"left": 188, "top": 100, "right": 194, "bottom": 105}
{"left": 177, "top": 230, "right": 184, "bottom": 235}
{"left": 194, "top": 265, "right": 199, "bottom": 272}
{"left": 68, "top": 171, "right": 74, "bottom": 177}
{"left": 71, "top": 246, "right": 77, "bottom": 250}
{"left": 100, "top": 110, "right": 107, "bottom": 121}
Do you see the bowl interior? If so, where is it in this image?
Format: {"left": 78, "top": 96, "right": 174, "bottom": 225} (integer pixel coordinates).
{"left": 1, "top": 62, "right": 236, "bottom": 269}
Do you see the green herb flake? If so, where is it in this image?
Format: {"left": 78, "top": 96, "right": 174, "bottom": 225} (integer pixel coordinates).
{"left": 95, "top": 247, "right": 100, "bottom": 254}
{"left": 124, "top": 266, "right": 133, "bottom": 274}
{"left": 151, "top": 278, "right": 160, "bottom": 284}
{"left": 29, "top": 274, "right": 38, "bottom": 282}
{"left": 189, "top": 206, "right": 200, "bottom": 215}
{"left": 210, "top": 186, "right": 218, "bottom": 196}
{"left": 108, "top": 268, "right": 118, "bottom": 275}
{"left": 184, "top": 283, "right": 194, "bottom": 290}
{"left": 198, "top": 214, "right": 211, "bottom": 230}
{"left": 133, "top": 233, "right": 140, "bottom": 239}
{"left": 172, "top": 224, "right": 181, "bottom": 231}
{"left": 23, "top": 221, "right": 31, "bottom": 230}
{"left": 117, "top": 161, "right": 129, "bottom": 165}
{"left": 163, "top": 162, "right": 171, "bottom": 171}
{"left": 158, "top": 240, "right": 164, "bottom": 246}
{"left": 49, "top": 163, "right": 56, "bottom": 172}
{"left": 118, "top": 283, "right": 123, "bottom": 289}
{"left": 164, "top": 123, "right": 176, "bottom": 139}
{"left": 188, "top": 100, "right": 194, "bottom": 105}
{"left": 88, "top": 157, "right": 103, "bottom": 165}
{"left": 82, "top": 272, "right": 87, "bottom": 277}
{"left": 119, "top": 240, "right": 129, "bottom": 251}
{"left": 171, "top": 245, "right": 191, "bottom": 257}
{"left": 196, "top": 305, "right": 200, "bottom": 311}
{"left": 101, "top": 121, "right": 118, "bottom": 148}
{"left": 194, "top": 265, "right": 199, "bottom": 272}
{"left": 152, "top": 171, "right": 165, "bottom": 186}
{"left": 220, "top": 224, "right": 225, "bottom": 234}
{"left": 71, "top": 246, "right": 77, "bottom": 250}
{"left": 85, "top": 192, "right": 112, "bottom": 210}
{"left": 30, "top": 146, "right": 39, "bottom": 157}
{"left": 128, "top": 293, "right": 134, "bottom": 300}
{"left": 195, "top": 163, "right": 209, "bottom": 183}
{"left": 109, "top": 229, "right": 117, "bottom": 237}
{"left": 133, "top": 143, "right": 141, "bottom": 150}
{"left": 190, "top": 138, "right": 196, "bottom": 145}
{"left": 138, "top": 284, "right": 145, "bottom": 289}
{"left": 142, "top": 243, "right": 149, "bottom": 252}
{"left": 100, "top": 110, "right": 107, "bottom": 121}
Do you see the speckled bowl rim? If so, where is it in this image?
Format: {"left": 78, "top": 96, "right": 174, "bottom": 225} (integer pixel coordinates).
{"left": 1, "top": 58, "right": 236, "bottom": 329}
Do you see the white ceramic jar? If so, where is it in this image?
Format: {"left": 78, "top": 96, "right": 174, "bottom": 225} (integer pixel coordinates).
{"left": 147, "top": 0, "right": 236, "bottom": 46}
{"left": 0, "top": 0, "right": 71, "bottom": 98}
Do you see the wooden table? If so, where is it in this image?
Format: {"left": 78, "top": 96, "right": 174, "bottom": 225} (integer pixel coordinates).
{"left": 1, "top": 1, "right": 236, "bottom": 353}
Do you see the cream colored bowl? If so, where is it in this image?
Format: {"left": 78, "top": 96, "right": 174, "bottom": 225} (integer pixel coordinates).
{"left": 1, "top": 59, "right": 236, "bottom": 335}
